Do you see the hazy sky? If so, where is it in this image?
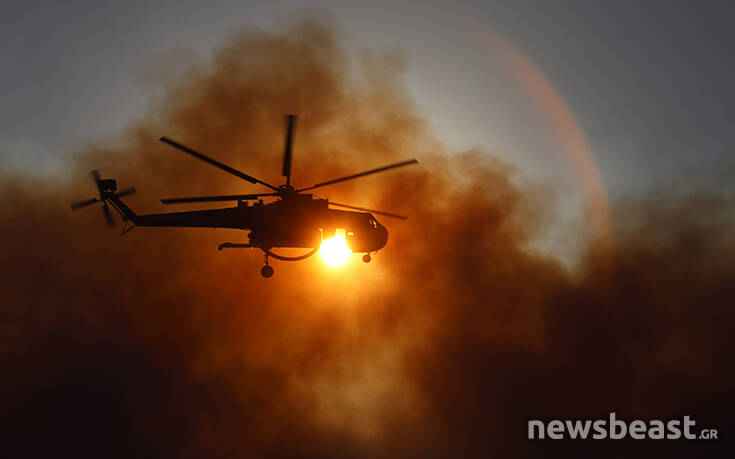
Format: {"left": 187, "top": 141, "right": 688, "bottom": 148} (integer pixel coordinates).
{"left": 3, "top": 0, "right": 734, "bottom": 193}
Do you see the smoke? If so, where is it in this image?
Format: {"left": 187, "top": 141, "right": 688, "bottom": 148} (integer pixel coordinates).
{"left": 1, "top": 16, "right": 733, "bottom": 458}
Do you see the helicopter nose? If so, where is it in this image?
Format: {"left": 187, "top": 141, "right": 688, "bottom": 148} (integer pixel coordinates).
{"left": 376, "top": 225, "right": 388, "bottom": 250}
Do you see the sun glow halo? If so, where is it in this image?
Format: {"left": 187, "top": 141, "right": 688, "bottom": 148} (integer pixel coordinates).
{"left": 320, "top": 230, "right": 352, "bottom": 266}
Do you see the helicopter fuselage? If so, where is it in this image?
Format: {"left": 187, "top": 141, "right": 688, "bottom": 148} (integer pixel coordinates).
{"left": 113, "top": 194, "right": 388, "bottom": 253}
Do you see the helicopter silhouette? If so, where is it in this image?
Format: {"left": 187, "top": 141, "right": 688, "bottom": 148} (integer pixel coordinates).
{"left": 71, "top": 115, "right": 418, "bottom": 277}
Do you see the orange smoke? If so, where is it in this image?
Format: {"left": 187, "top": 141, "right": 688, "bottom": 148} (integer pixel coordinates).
{"left": 0, "top": 16, "right": 732, "bottom": 458}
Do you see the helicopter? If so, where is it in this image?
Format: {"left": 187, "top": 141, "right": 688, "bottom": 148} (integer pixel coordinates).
{"left": 70, "top": 115, "right": 419, "bottom": 277}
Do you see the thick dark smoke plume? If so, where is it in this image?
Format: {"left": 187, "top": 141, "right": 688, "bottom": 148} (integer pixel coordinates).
{"left": 1, "top": 17, "right": 733, "bottom": 458}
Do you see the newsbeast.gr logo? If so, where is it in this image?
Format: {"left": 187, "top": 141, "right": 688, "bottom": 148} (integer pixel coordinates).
{"left": 528, "top": 413, "right": 718, "bottom": 440}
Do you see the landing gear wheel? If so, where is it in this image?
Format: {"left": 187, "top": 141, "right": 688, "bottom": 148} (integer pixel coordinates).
{"left": 261, "top": 265, "right": 274, "bottom": 278}
{"left": 362, "top": 254, "right": 372, "bottom": 263}
{"left": 261, "top": 253, "right": 274, "bottom": 278}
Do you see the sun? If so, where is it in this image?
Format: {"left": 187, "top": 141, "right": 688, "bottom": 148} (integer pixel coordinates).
{"left": 320, "top": 230, "right": 352, "bottom": 266}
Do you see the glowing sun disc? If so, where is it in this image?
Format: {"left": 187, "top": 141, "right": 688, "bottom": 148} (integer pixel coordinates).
{"left": 320, "top": 234, "right": 352, "bottom": 266}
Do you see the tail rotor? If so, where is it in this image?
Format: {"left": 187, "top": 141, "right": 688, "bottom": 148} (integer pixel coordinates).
{"left": 70, "top": 170, "right": 136, "bottom": 228}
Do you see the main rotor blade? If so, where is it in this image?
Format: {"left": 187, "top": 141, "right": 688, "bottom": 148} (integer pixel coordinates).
{"left": 329, "top": 201, "right": 408, "bottom": 220}
{"left": 159, "top": 136, "right": 279, "bottom": 192}
{"left": 297, "top": 159, "right": 419, "bottom": 193}
{"left": 282, "top": 114, "right": 296, "bottom": 186}
{"left": 90, "top": 169, "right": 101, "bottom": 192}
{"left": 114, "top": 186, "right": 136, "bottom": 198}
{"left": 70, "top": 198, "right": 99, "bottom": 211}
{"left": 160, "top": 192, "right": 278, "bottom": 204}
{"left": 102, "top": 203, "right": 115, "bottom": 227}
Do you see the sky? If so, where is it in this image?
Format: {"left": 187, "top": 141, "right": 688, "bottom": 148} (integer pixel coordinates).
{"left": 3, "top": 0, "right": 734, "bottom": 194}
